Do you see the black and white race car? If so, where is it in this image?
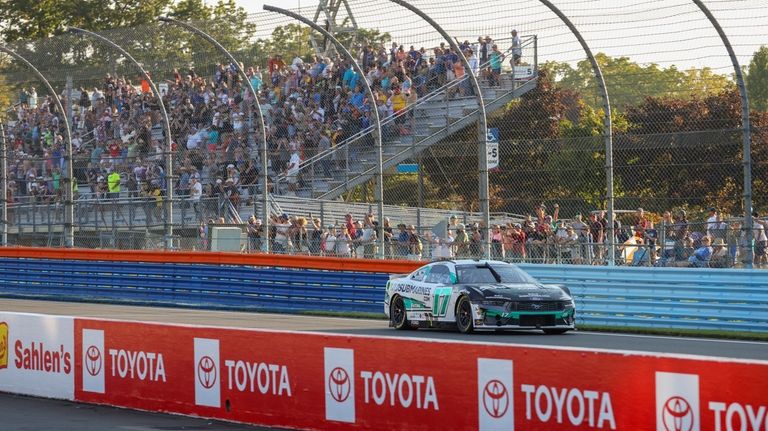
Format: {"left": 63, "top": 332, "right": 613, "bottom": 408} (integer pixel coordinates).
{"left": 384, "top": 260, "right": 575, "bottom": 334}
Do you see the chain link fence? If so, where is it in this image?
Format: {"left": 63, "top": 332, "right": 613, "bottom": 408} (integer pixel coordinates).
{"left": 1, "top": 0, "right": 767, "bottom": 268}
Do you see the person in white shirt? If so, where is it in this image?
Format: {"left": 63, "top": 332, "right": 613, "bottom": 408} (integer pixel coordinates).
{"left": 335, "top": 225, "right": 352, "bottom": 258}
{"left": 752, "top": 212, "right": 768, "bottom": 267}
{"left": 189, "top": 176, "right": 203, "bottom": 218}
{"left": 286, "top": 152, "right": 301, "bottom": 195}
{"left": 510, "top": 29, "right": 523, "bottom": 65}
{"left": 323, "top": 226, "right": 337, "bottom": 257}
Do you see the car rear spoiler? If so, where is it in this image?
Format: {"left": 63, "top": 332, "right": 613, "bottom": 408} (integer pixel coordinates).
{"left": 389, "top": 273, "right": 409, "bottom": 281}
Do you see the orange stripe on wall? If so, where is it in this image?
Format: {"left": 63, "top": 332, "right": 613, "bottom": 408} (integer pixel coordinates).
{"left": 0, "top": 247, "right": 423, "bottom": 274}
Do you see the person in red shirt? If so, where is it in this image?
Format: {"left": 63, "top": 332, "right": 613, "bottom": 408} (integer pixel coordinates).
{"left": 107, "top": 139, "right": 121, "bottom": 159}
{"left": 345, "top": 213, "right": 357, "bottom": 238}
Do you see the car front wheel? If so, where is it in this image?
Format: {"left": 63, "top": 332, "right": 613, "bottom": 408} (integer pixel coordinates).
{"left": 455, "top": 296, "right": 474, "bottom": 334}
{"left": 390, "top": 296, "right": 409, "bottom": 330}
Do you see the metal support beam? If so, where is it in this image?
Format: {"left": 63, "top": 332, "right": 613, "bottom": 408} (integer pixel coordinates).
{"left": 536, "top": 0, "right": 615, "bottom": 265}
{"left": 0, "top": 45, "right": 74, "bottom": 248}
{"left": 159, "top": 16, "right": 271, "bottom": 252}
{"left": 0, "top": 121, "right": 6, "bottom": 246}
{"left": 263, "top": 4, "right": 385, "bottom": 258}
{"left": 68, "top": 27, "right": 174, "bottom": 249}
{"left": 388, "top": 0, "right": 491, "bottom": 259}
{"left": 692, "top": 0, "right": 753, "bottom": 268}
{"left": 310, "top": 0, "right": 359, "bottom": 58}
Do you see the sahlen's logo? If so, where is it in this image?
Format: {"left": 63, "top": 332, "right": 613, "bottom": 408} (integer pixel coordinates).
{"left": 197, "top": 355, "right": 217, "bottom": 389}
{"left": 661, "top": 396, "right": 695, "bottom": 431}
{"left": 0, "top": 322, "right": 8, "bottom": 370}
{"left": 85, "top": 345, "right": 102, "bottom": 377}
{"left": 328, "top": 367, "right": 351, "bottom": 402}
{"left": 482, "top": 379, "right": 510, "bottom": 418}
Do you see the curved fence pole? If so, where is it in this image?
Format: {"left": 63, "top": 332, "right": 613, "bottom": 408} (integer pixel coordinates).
{"left": 0, "top": 121, "right": 6, "bottom": 246}
{"left": 388, "top": 0, "right": 491, "bottom": 258}
{"left": 159, "top": 17, "right": 272, "bottom": 252}
{"left": 67, "top": 27, "right": 174, "bottom": 249}
{"left": 0, "top": 45, "right": 74, "bottom": 248}
{"left": 535, "top": 0, "right": 615, "bottom": 266}
{"left": 692, "top": 0, "right": 753, "bottom": 269}
{"left": 262, "top": 5, "right": 386, "bottom": 258}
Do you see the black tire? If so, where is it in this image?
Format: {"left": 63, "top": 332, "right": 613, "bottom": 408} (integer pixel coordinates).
{"left": 390, "top": 296, "right": 409, "bottom": 330}
{"left": 543, "top": 328, "right": 569, "bottom": 335}
{"left": 455, "top": 296, "right": 474, "bottom": 334}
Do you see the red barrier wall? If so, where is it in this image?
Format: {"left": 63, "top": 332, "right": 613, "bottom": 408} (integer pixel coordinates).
{"left": 71, "top": 317, "right": 768, "bottom": 431}
{"left": 0, "top": 246, "right": 421, "bottom": 274}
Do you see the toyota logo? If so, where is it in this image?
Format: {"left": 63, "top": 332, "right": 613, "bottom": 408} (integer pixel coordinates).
{"left": 328, "top": 367, "right": 351, "bottom": 402}
{"left": 85, "top": 345, "right": 102, "bottom": 376}
{"left": 531, "top": 303, "right": 542, "bottom": 310}
{"left": 197, "top": 355, "right": 217, "bottom": 389}
{"left": 482, "top": 379, "right": 510, "bottom": 418}
{"left": 661, "top": 396, "right": 695, "bottom": 431}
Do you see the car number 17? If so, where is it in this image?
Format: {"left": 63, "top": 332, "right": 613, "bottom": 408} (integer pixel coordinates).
{"left": 432, "top": 287, "right": 452, "bottom": 317}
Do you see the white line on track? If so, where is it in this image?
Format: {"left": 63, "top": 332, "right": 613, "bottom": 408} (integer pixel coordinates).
{"left": 578, "top": 331, "right": 767, "bottom": 345}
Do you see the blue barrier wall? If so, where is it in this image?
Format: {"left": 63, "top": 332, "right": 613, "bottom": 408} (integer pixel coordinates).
{"left": 1, "top": 258, "right": 766, "bottom": 332}
{"left": 519, "top": 264, "right": 768, "bottom": 332}
{"left": 0, "top": 258, "right": 389, "bottom": 314}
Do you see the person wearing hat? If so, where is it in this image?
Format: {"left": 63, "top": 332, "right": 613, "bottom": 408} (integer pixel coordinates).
{"left": 454, "top": 223, "right": 470, "bottom": 258}
{"left": 688, "top": 236, "right": 713, "bottom": 268}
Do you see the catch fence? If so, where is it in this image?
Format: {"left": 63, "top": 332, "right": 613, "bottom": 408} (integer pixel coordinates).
{"left": 0, "top": 0, "right": 766, "bottom": 268}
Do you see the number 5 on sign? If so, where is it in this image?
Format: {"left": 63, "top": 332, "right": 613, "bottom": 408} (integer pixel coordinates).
{"left": 486, "top": 128, "right": 500, "bottom": 170}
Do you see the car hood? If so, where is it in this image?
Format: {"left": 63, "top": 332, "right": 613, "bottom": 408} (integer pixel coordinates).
{"left": 463, "top": 283, "right": 569, "bottom": 301}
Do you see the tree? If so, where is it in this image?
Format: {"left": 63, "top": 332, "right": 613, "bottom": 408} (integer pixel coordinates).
{"left": 547, "top": 53, "right": 733, "bottom": 109}
{"left": 0, "top": 0, "right": 173, "bottom": 42}
{"left": 747, "top": 46, "right": 768, "bottom": 112}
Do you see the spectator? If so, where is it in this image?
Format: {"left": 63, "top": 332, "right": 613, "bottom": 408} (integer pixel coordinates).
{"left": 510, "top": 29, "right": 522, "bottom": 66}
{"left": 688, "top": 236, "right": 713, "bottom": 267}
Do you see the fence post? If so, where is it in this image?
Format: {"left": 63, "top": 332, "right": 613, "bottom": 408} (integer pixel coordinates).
{"left": 388, "top": 0, "right": 490, "bottom": 259}
{"left": 0, "top": 121, "right": 6, "bottom": 247}
{"left": 691, "top": 0, "right": 753, "bottom": 269}
{"left": 534, "top": 0, "right": 614, "bottom": 266}
{"left": 0, "top": 44, "right": 74, "bottom": 248}
{"left": 67, "top": 27, "right": 173, "bottom": 250}
{"left": 159, "top": 17, "right": 272, "bottom": 253}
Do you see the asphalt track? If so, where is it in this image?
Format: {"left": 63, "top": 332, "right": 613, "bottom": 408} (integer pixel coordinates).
{"left": 1, "top": 298, "right": 767, "bottom": 430}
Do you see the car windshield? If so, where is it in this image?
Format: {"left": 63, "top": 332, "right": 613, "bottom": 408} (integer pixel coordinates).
{"left": 455, "top": 263, "right": 538, "bottom": 285}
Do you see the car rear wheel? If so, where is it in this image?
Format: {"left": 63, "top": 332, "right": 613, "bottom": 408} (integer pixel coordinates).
{"left": 455, "top": 296, "right": 474, "bottom": 334}
{"left": 390, "top": 296, "right": 409, "bottom": 330}
{"left": 543, "top": 328, "right": 569, "bottom": 335}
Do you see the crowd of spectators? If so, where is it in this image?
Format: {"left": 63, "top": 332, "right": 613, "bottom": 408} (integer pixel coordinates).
{"left": 217, "top": 203, "right": 762, "bottom": 268}
{"left": 3, "top": 34, "right": 521, "bottom": 222}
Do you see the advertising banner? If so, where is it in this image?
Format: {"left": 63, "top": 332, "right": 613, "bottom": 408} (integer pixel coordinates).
{"left": 71, "top": 317, "right": 768, "bottom": 431}
{"left": 0, "top": 312, "right": 74, "bottom": 400}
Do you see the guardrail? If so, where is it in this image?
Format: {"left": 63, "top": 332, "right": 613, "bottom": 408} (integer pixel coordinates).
{"left": 0, "top": 257, "right": 389, "bottom": 314}
{"left": 519, "top": 264, "right": 768, "bottom": 333}
{"left": 0, "top": 248, "right": 765, "bottom": 333}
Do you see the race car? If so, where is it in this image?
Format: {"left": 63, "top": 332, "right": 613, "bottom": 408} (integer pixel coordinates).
{"left": 384, "top": 260, "right": 575, "bottom": 334}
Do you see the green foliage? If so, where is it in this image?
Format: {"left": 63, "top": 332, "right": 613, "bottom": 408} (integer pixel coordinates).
{"left": 747, "top": 46, "right": 768, "bottom": 112}
{"left": 0, "top": 0, "right": 172, "bottom": 42}
{"left": 546, "top": 53, "right": 733, "bottom": 109}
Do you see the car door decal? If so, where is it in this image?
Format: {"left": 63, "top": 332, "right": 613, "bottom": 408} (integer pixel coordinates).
{"left": 432, "top": 287, "right": 452, "bottom": 317}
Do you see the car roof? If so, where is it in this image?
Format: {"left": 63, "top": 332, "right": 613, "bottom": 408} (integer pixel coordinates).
{"left": 424, "top": 259, "right": 509, "bottom": 267}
